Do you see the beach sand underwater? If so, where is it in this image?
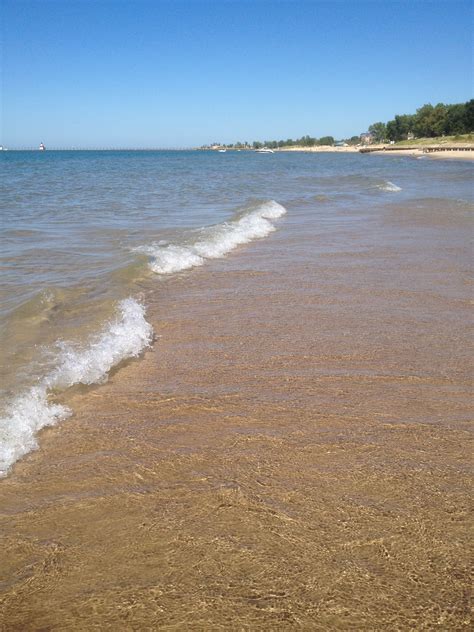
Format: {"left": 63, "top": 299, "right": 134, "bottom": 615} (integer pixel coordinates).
{"left": 0, "top": 150, "right": 472, "bottom": 629}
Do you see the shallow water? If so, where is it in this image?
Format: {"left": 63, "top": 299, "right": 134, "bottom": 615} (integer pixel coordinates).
{"left": 0, "top": 150, "right": 472, "bottom": 628}
{"left": 1, "top": 150, "right": 472, "bottom": 476}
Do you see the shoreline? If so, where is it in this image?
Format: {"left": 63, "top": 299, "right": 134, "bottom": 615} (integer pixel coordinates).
{"left": 6, "top": 146, "right": 474, "bottom": 160}
{"left": 370, "top": 148, "right": 474, "bottom": 161}
{"left": 276, "top": 146, "right": 474, "bottom": 160}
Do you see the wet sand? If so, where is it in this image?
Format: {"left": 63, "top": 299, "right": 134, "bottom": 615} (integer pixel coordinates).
{"left": 1, "top": 198, "right": 472, "bottom": 629}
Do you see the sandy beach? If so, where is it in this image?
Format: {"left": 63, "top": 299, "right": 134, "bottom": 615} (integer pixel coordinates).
{"left": 371, "top": 148, "right": 474, "bottom": 161}
{"left": 1, "top": 179, "right": 471, "bottom": 629}
{"left": 278, "top": 145, "right": 474, "bottom": 160}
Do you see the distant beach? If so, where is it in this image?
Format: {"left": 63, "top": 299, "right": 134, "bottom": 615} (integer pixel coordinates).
{"left": 371, "top": 147, "right": 474, "bottom": 160}
{"left": 278, "top": 145, "right": 359, "bottom": 153}
{"left": 277, "top": 145, "right": 474, "bottom": 160}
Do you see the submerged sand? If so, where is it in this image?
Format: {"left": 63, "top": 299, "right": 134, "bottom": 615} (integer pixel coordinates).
{"left": 0, "top": 195, "right": 472, "bottom": 629}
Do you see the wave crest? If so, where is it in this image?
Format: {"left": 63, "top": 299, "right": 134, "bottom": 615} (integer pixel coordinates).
{"left": 0, "top": 298, "right": 153, "bottom": 476}
{"left": 138, "top": 200, "right": 287, "bottom": 275}
{"left": 377, "top": 181, "right": 402, "bottom": 192}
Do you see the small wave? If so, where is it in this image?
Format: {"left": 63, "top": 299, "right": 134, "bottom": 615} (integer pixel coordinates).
{"left": 377, "top": 181, "right": 402, "bottom": 192}
{"left": 0, "top": 298, "right": 153, "bottom": 476}
{"left": 137, "top": 200, "right": 287, "bottom": 275}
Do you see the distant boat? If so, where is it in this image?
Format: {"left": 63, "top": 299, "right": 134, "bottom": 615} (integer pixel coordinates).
{"left": 255, "top": 147, "right": 274, "bottom": 153}
{"left": 39, "top": 143, "right": 46, "bottom": 151}
{"left": 218, "top": 148, "right": 226, "bottom": 153}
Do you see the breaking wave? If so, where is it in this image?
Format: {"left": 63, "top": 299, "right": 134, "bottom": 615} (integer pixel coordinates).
{"left": 1, "top": 201, "right": 286, "bottom": 476}
{"left": 0, "top": 298, "right": 153, "bottom": 476}
{"left": 377, "top": 181, "right": 402, "bottom": 192}
{"left": 136, "top": 200, "right": 287, "bottom": 274}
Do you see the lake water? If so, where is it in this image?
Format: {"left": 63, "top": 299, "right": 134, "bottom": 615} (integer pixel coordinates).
{"left": 1, "top": 149, "right": 472, "bottom": 475}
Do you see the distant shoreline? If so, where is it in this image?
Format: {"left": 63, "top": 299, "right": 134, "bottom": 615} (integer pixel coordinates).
{"left": 4, "top": 146, "right": 473, "bottom": 160}
{"left": 369, "top": 147, "right": 474, "bottom": 161}
{"left": 277, "top": 145, "right": 358, "bottom": 153}
{"left": 274, "top": 145, "right": 474, "bottom": 160}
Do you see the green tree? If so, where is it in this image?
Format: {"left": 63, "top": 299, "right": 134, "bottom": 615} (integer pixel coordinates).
{"left": 318, "top": 136, "right": 335, "bottom": 146}
{"left": 368, "top": 122, "right": 387, "bottom": 142}
{"left": 432, "top": 103, "right": 448, "bottom": 136}
{"left": 464, "top": 99, "right": 474, "bottom": 132}
{"left": 308, "top": 135, "right": 317, "bottom": 146}
{"left": 413, "top": 104, "right": 434, "bottom": 137}
{"left": 413, "top": 103, "right": 448, "bottom": 137}
{"left": 386, "top": 114, "right": 414, "bottom": 141}
{"left": 348, "top": 135, "right": 360, "bottom": 145}
{"left": 444, "top": 104, "right": 466, "bottom": 135}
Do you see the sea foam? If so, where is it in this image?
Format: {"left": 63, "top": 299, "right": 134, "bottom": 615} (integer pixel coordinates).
{"left": 377, "top": 181, "right": 402, "bottom": 192}
{"left": 0, "top": 298, "right": 153, "bottom": 476}
{"left": 137, "top": 200, "right": 287, "bottom": 274}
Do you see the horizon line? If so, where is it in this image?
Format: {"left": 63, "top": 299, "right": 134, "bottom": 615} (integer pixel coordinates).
{"left": 0, "top": 147, "right": 203, "bottom": 151}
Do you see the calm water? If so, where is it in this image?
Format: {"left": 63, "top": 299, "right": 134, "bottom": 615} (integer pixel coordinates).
{"left": 1, "top": 149, "right": 472, "bottom": 474}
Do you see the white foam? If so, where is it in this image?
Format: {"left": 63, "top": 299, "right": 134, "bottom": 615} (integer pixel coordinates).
{"left": 0, "top": 298, "right": 153, "bottom": 476}
{"left": 144, "top": 244, "right": 204, "bottom": 274}
{"left": 0, "top": 388, "right": 70, "bottom": 479}
{"left": 138, "top": 200, "right": 287, "bottom": 275}
{"left": 377, "top": 181, "right": 402, "bottom": 192}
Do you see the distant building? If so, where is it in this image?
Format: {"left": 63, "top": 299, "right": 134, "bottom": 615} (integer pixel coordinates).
{"left": 359, "top": 132, "right": 374, "bottom": 145}
{"left": 407, "top": 132, "right": 415, "bottom": 141}
{"left": 335, "top": 141, "right": 348, "bottom": 147}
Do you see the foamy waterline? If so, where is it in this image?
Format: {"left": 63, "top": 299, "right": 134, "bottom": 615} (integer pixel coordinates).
{"left": 0, "top": 298, "right": 153, "bottom": 477}
{"left": 136, "top": 200, "right": 287, "bottom": 274}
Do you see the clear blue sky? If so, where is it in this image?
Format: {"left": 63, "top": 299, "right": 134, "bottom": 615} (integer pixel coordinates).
{"left": 2, "top": 0, "right": 472, "bottom": 148}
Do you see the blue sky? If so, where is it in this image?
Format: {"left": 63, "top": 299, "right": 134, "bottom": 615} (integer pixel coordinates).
{"left": 2, "top": 0, "right": 472, "bottom": 148}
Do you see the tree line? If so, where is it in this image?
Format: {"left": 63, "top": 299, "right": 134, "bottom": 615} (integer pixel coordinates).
{"left": 250, "top": 135, "right": 336, "bottom": 149}
{"left": 207, "top": 135, "right": 337, "bottom": 149}
{"left": 368, "top": 100, "right": 474, "bottom": 142}
{"left": 205, "top": 99, "right": 474, "bottom": 149}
